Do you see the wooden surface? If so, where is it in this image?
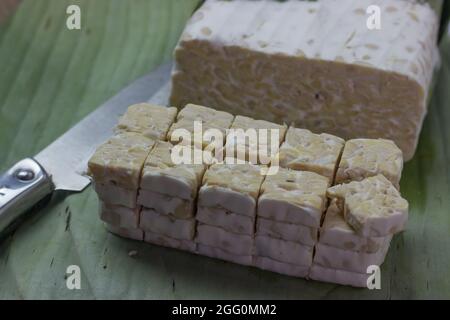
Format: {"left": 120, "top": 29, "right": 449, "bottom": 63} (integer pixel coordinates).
{"left": 0, "top": 0, "right": 449, "bottom": 299}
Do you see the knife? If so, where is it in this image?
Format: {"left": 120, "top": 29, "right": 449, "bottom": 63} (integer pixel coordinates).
{"left": 0, "top": 62, "right": 172, "bottom": 236}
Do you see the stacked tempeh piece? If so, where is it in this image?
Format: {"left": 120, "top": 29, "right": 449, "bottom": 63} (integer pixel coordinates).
{"left": 195, "top": 115, "right": 287, "bottom": 265}
{"left": 196, "top": 163, "right": 264, "bottom": 266}
{"left": 137, "top": 140, "right": 204, "bottom": 252}
{"left": 88, "top": 102, "right": 408, "bottom": 287}
{"left": 310, "top": 140, "right": 405, "bottom": 286}
{"left": 254, "top": 169, "right": 328, "bottom": 277}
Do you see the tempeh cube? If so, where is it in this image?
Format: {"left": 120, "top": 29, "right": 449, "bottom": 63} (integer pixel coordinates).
{"left": 99, "top": 202, "right": 140, "bottom": 229}
{"left": 224, "top": 115, "right": 287, "bottom": 164}
{"left": 196, "top": 163, "right": 264, "bottom": 259}
{"left": 144, "top": 232, "right": 196, "bottom": 252}
{"left": 167, "top": 103, "right": 234, "bottom": 148}
{"left": 138, "top": 141, "right": 206, "bottom": 218}
{"left": 115, "top": 103, "right": 178, "bottom": 140}
{"left": 279, "top": 127, "right": 344, "bottom": 184}
{"left": 313, "top": 240, "right": 391, "bottom": 274}
{"left": 256, "top": 218, "right": 317, "bottom": 247}
{"left": 88, "top": 132, "right": 155, "bottom": 189}
{"left": 93, "top": 182, "right": 137, "bottom": 208}
{"left": 327, "top": 175, "right": 409, "bottom": 237}
{"left": 199, "top": 163, "right": 264, "bottom": 217}
{"left": 139, "top": 208, "right": 196, "bottom": 241}
{"left": 258, "top": 168, "right": 328, "bottom": 228}
{"left": 254, "top": 235, "right": 313, "bottom": 267}
{"left": 138, "top": 190, "right": 194, "bottom": 219}
{"left": 196, "top": 224, "right": 253, "bottom": 256}
{"left": 196, "top": 206, "right": 254, "bottom": 235}
{"left": 309, "top": 265, "right": 371, "bottom": 288}
{"left": 320, "top": 200, "right": 389, "bottom": 253}
{"left": 335, "top": 139, "right": 403, "bottom": 189}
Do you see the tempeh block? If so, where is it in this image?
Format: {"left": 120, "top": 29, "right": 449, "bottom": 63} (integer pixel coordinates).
{"left": 170, "top": 0, "right": 440, "bottom": 160}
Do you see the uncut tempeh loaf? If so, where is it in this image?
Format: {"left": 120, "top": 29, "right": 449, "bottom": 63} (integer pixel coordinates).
{"left": 169, "top": 0, "right": 440, "bottom": 161}
{"left": 88, "top": 102, "right": 409, "bottom": 288}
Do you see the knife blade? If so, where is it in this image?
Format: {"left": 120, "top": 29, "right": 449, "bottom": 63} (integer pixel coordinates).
{"left": 0, "top": 62, "right": 172, "bottom": 235}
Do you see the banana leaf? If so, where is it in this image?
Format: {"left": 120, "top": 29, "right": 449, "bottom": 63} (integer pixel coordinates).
{"left": 0, "top": 0, "right": 449, "bottom": 299}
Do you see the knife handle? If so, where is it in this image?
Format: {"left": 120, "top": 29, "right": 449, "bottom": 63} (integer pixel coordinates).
{"left": 0, "top": 158, "right": 54, "bottom": 235}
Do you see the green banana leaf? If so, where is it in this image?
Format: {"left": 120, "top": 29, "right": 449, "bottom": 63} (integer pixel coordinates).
{"left": 0, "top": 0, "right": 449, "bottom": 299}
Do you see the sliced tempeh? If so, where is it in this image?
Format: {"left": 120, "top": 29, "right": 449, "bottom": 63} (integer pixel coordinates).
{"left": 94, "top": 182, "right": 137, "bottom": 208}
{"left": 256, "top": 217, "right": 318, "bottom": 247}
{"left": 138, "top": 141, "right": 206, "bottom": 218}
{"left": 88, "top": 132, "right": 155, "bottom": 189}
{"left": 279, "top": 127, "right": 344, "bottom": 184}
{"left": 327, "top": 175, "right": 409, "bottom": 237}
{"left": 140, "top": 141, "right": 206, "bottom": 200}
{"left": 335, "top": 139, "right": 403, "bottom": 189}
{"left": 224, "top": 115, "right": 287, "bottom": 165}
{"left": 167, "top": 103, "right": 234, "bottom": 148}
{"left": 138, "top": 190, "right": 194, "bottom": 219}
{"left": 309, "top": 264, "right": 371, "bottom": 288}
{"left": 254, "top": 235, "right": 313, "bottom": 267}
{"left": 196, "top": 206, "right": 255, "bottom": 235}
{"left": 196, "top": 224, "right": 253, "bottom": 256}
{"left": 99, "top": 202, "right": 140, "bottom": 229}
{"left": 199, "top": 163, "right": 265, "bottom": 217}
{"left": 258, "top": 168, "right": 329, "bottom": 227}
{"left": 320, "top": 199, "right": 390, "bottom": 253}
{"left": 139, "top": 208, "right": 196, "bottom": 241}
{"left": 115, "top": 103, "right": 178, "bottom": 140}
{"left": 313, "top": 240, "right": 391, "bottom": 274}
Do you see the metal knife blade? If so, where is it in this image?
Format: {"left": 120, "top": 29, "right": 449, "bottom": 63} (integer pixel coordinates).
{"left": 0, "top": 62, "right": 172, "bottom": 235}
{"left": 35, "top": 62, "right": 172, "bottom": 191}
